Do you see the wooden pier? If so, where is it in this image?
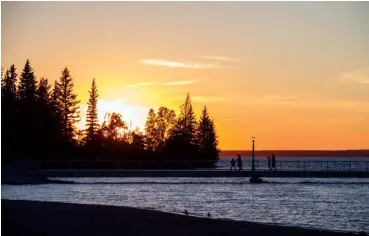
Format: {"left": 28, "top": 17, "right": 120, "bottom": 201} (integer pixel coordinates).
{"left": 39, "top": 169, "right": 369, "bottom": 178}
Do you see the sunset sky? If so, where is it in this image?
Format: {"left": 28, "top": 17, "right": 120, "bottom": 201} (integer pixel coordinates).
{"left": 2, "top": 2, "right": 369, "bottom": 150}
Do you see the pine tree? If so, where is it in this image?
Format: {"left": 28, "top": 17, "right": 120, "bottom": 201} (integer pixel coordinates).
{"left": 165, "top": 93, "right": 198, "bottom": 158}
{"left": 196, "top": 106, "right": 219, "bottom": 162}
{"left": 36, "top": 77, "right": 51, "bottom": 104}
{"left": 57, "top": 67, "right": 80, "bottom": 143}
{"left": 15, "top": 60, "right": 40, "bottom": 158}
{"left": 1, "top": 64, "right": 18, "bottom": 101}
{"left": 17, "top": 60, "right": 37, "bottom": 103}
{"left": 1, "top": 69, "right": 8, "bottom": 94}
{"left": 49, "top": 80, "right": 65, "bottom": 151}
{"left": 35, "top": 77, "right": 59, "bottom": 158}
{"left": 173, "top": 93, "right": 197, "bottom": 143}
{"left": 51, "top": 80, "right": 61, "bottom": 115}
{"left": 85, "top": 78, "right": 99, "bottom": 144}
{"left": 1, "top": 65, "right": 19, "bottom": 161}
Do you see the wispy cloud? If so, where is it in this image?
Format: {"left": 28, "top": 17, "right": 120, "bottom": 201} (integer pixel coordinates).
{"left": 141, "top": 59, "right": 217, "bottom": 69}
{"left": 164, "top": 80, "right": 199, "bottom": 86}
{"left": 198, "top": 55, "right": 242, "bottom": 62}
{"left": 127, "top": 81, "right": 157, "bottom": 88}
{"left": 340, "top": 67, "right": 369, "bottom": 85}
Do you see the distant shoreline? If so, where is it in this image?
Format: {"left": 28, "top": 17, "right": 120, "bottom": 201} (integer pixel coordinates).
{"left": 220, "top": 150, "right": 369, "bottom": 157}
{"left": 2, "top": 199, "right": 355, "bottom": 236}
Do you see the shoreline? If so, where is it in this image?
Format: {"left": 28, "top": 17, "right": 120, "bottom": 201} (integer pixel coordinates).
{"left": 2, "top": 199, "right": 361, "bottom": 236}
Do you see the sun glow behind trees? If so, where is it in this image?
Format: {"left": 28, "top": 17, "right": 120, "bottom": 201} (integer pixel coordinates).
{"left": 2, "top": 59, "right": 220, "bottom": 166}
{"left": 79, "top": 99, "right": 149, "bottom": 132}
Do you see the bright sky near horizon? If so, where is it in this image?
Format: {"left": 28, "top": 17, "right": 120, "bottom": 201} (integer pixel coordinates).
{"left": 2, "top": 2, "right": 369, "bottom": 150}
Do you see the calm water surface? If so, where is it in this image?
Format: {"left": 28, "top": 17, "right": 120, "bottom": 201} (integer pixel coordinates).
{"left": 2, "top": 177, "right": 369, "bottom": 233}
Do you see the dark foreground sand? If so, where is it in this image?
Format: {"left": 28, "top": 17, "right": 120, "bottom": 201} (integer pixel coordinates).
{"left": 2, "top": 200, "right": 356, "bottom": 236}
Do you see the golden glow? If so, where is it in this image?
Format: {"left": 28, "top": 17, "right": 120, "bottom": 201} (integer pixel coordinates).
{"left": 79, "top": 99, "right": 149, "bottom": 132}
{"left": 2, "top": 2, "right": 369, "bottom": 150}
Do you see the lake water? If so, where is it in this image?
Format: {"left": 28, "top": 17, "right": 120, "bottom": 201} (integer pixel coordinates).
{"left": 2, "top": 157, "right": 369, "bottom": 233}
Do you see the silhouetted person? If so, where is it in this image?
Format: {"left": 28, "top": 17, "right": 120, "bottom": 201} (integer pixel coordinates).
{"left": 207, "top": 212, "right": 211, "bottom": 217}
{"left": 237, "top": 154, "right": 243, "bottom": 171}
{"left": 271, "top": 154, "right": 276, "bottom": 171}
{"left": 268, "top": 157, "right": 271, "bottom": 171}
{"left": 184, "top": 210, "right": 189, "bottom": 216}
{"left": 230, "top": 158, "right": 236, "bottom": 171}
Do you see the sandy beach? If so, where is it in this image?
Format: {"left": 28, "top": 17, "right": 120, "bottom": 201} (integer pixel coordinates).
{"left": 2, "top": 199, "right": 356, "bottom": 236}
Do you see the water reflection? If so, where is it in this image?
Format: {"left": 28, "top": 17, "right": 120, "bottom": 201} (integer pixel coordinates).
{"left": 2, "top": 177, "right": 369, "bottom": 233}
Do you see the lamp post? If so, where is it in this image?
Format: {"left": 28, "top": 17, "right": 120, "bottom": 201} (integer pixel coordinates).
{"left": 251, "top": 136, "right": 255, "bottom": 172}
{"left": 249, "top": 136, "right": 262, "bottom": 183}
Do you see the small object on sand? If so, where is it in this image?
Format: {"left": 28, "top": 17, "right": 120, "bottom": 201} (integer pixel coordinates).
{"left": 207, "top": 212, "right": 211, "bottom": 217}
{"left": 184, "top": 210, "right": 189, "bottom": 216}
{"left": 249, "top": 176, "right": 263, "bottom": 183}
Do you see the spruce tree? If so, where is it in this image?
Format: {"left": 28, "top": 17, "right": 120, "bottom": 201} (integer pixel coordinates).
{"left": 166, "top": 93, "right": 198, "bottom": 159}
{"left": 174, "top": 93, "right": 197, "bottom": 144}
{"left": 49, "top": 80, "right": 65, "bottom": 152}
{"left": 57, "top": 67, "right": 80, "bottom": 143}
{"left": 36, "top": 77, "right": 51, "bottom": 104}
{"left": 16, "top": 60, "right": 39, "bottom": 158}
{"left": 196, "top": 106, "right": 219, "bottom": 162}
{"left": 1, "top": 69, "right": 9, "bottom": 94}
{"left": 1, "top": 65, "right": 19, "bottom": 161}
{"left": 1, "top": 65, "right": 17, "bottom": 101}
{"left": 17, "top": 59, "right": 37, "bottom": 103}
{"left": 85, "top": 78, "right": 99, "bottom": 144}
{"left": 35, "top": 77, "right": 58, "bottom": 158}
{"left": 51, "top": 80, "right": 61, "bottom": 115}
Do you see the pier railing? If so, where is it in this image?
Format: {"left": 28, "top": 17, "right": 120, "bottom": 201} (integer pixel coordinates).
{"left": 14, "top": 159, "right": 369, "bottom": 172}
{"left": 240, "top": 160, "right": 369, "bottom": 172}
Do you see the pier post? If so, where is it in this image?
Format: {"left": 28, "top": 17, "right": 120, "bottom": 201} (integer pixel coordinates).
{"left": 252, "top": 137, "right": 255, "bottom": 171}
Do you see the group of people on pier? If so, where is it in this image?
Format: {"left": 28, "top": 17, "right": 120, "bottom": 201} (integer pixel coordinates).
{"left": 230, "top": 154, "right": 277, "bottom": 171}
{"left": 230, "top": 154, "right": 243, "bottom": 171}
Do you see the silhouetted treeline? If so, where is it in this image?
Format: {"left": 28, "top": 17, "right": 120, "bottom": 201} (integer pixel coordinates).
{"left": 1, "top": 60, "right": 220, "bottom": 168}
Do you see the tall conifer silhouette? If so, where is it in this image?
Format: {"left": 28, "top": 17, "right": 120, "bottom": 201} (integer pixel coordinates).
{"left": 166, "top": 93, "right": 198, "bottom": 159}
{"left": 17, "top": 59, "right": 37, "bottom": 103}
{"left": 85, "top": 78, "right": 99, "bottom": 144}
{"left": 1, "top": 64, "right": 17, "bottom": 101}
{"left": 196, "top": 106, "right": 219, "bottom": 162}
{"left": 57, "top": 67, "right": 80, "bottom": 143}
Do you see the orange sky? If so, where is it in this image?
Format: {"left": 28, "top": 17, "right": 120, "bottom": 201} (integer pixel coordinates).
{"left": 2, "top": 2, "right": 369, "bottom": 150}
